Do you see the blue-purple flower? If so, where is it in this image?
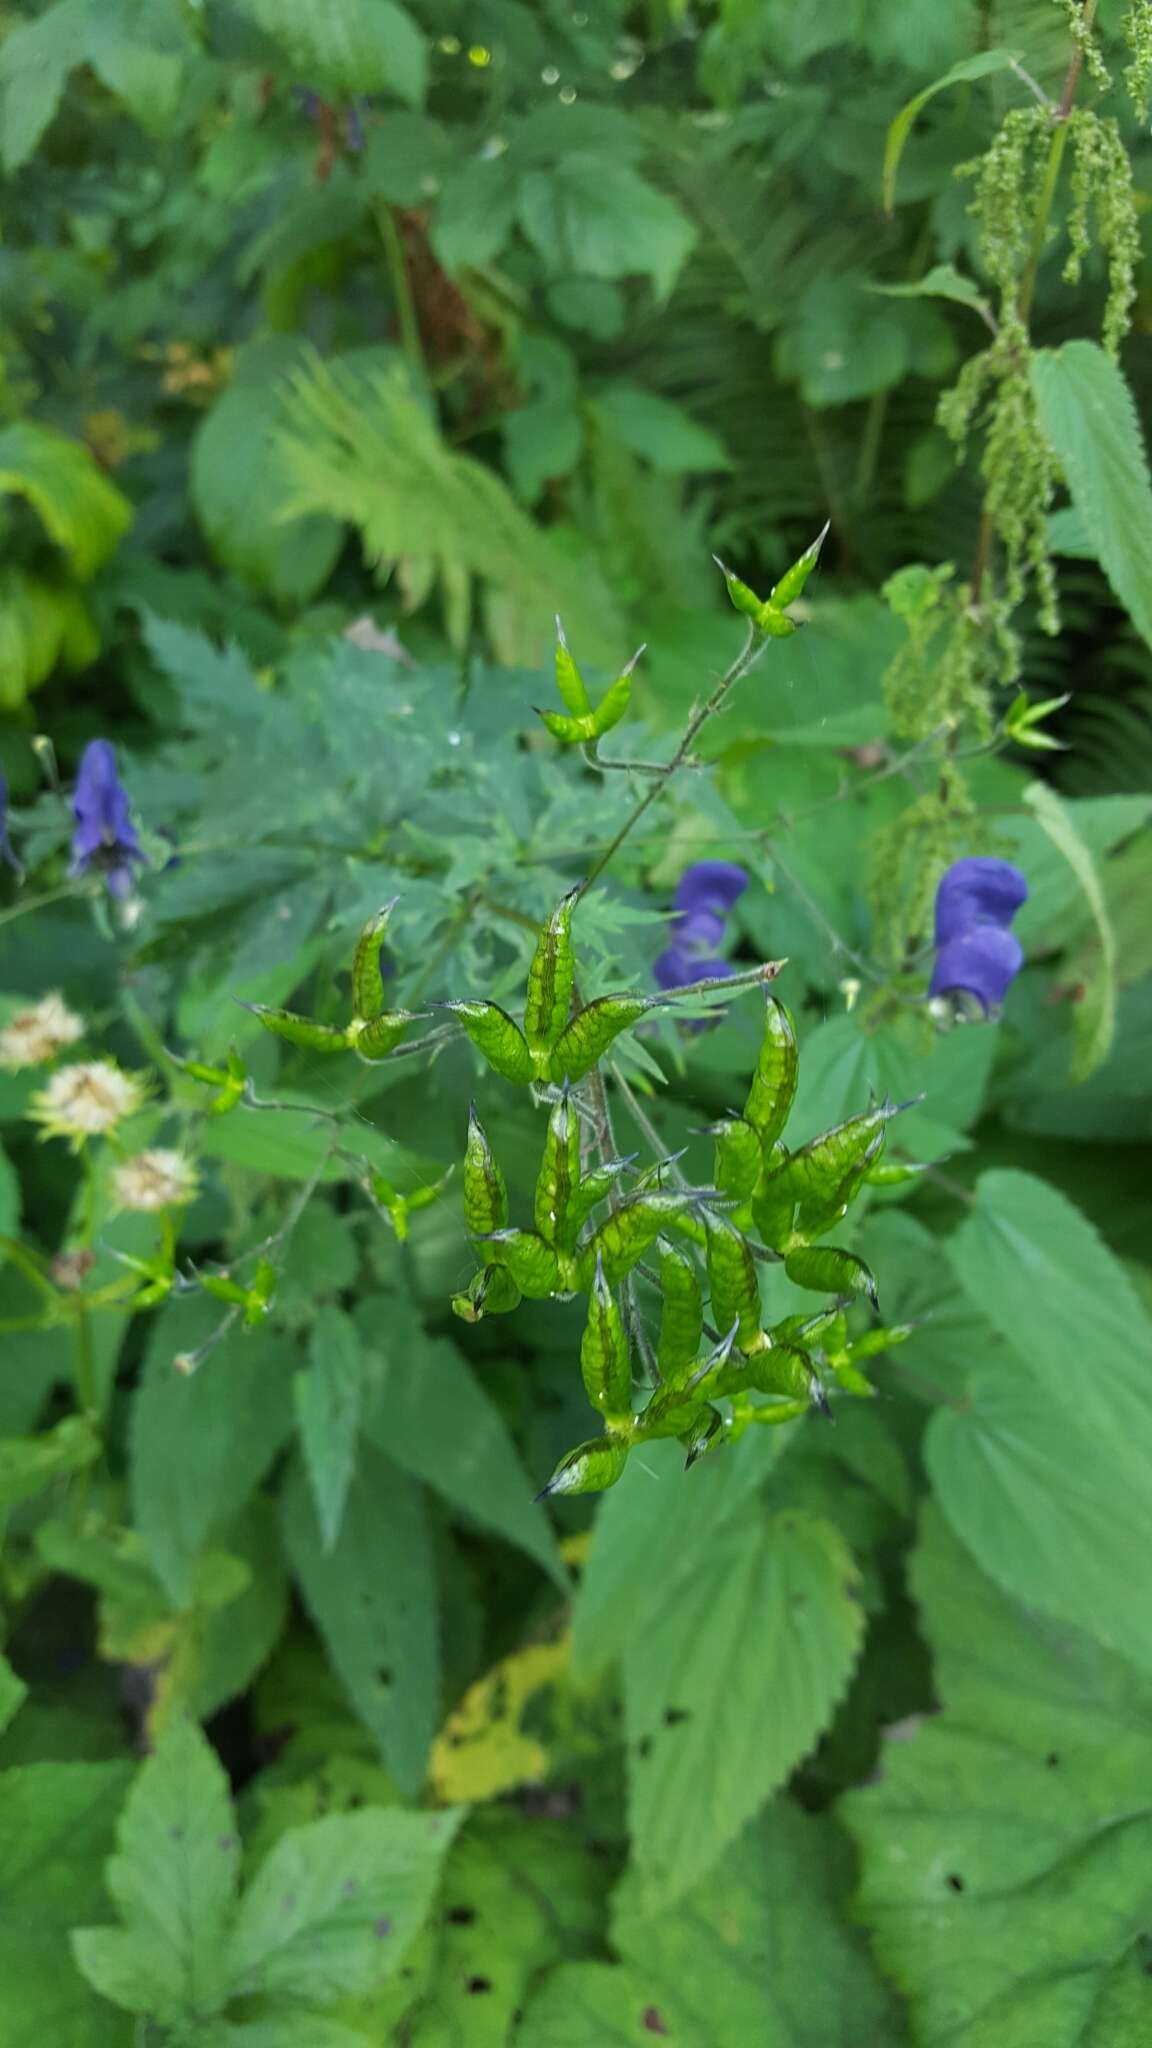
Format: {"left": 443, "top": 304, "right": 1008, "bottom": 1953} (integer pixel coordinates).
{"left": 654, "top": 861, "right": 749, "bottom": 990}
{"left": 70, "top": 739, "right": 145, "bottom": 899}
{"left": 0, "top": 768, "right": 22, "bottom": 877}
{"left": 929, "top": 856, "right": 1027, "bottom": 1013}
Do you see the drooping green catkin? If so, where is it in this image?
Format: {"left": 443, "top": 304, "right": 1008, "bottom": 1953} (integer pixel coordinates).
{"left": 1057, "top": 0, "right": 1112, "bottom": 89}
{"left": 868, "top": 772, "right": 981, "bottom": 971}
{"left": 962, "top": 107, "right": 1050, "bottom": 302}
{"left": 1062, "top": 113, "right": 1141, "bottom": 356}
{"left": 880, "top": 565, "right": 1014, "bottom": 744}
{"left": 1124, "top": 0, "right": 1152, "bottom": 115}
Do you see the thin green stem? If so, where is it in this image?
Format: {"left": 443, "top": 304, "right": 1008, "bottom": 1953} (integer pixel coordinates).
{"left": 0, "top": 884, "right": 79, "bottom": 931}
{"left": 579, "top": 626, "right": 763, "bottom": 896}
{"left": 375, "top": 204, "right": 426, "bottom": 383}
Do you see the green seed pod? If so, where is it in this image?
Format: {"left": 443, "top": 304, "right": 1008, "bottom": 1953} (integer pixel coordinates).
{"left": 703, "top": 1212, "right": 763, "bottom": 1353}
{"left": 784, "top": 1244, "right": 879, "bottom": 1309}
{"left": 745, "top": 1396, "right": 809, "bottom": 1429}
{"left": 554, "top": 621, "right": 593, "bottom": 715}
{"left": 780, "top": 1104, "right": 899, "bottom": 1215}
{"left": 580, "top": 1253, "right": 631, "bottom": 1424}
{"left": 446, "top": 1001, "right": 534, "bottom": 1083}
{"left": 354, "top": 1009, "right": 420, "bottom": 1061}
{"left": 580, "top": 1191, "right": 697, "bottom": 1287}
{"left": 199, "top": 1271, "right": 249, "bottom": 1308}
{"left": 524, "top": 888, "right": 579, "bottom": 1052}
{"left": 748, "top": 1345, "right": 814, "bottom": 1402}
{"left": 534, "top": 1091, "right": 580, "bottom": 1243}
{"left": 549, "top": 994, "right": 659, "bottom": 1084}
{"left": 351, "top": 902, "right": 396, "bottom": 1021}
{"left": 538, "top": 1434, "right": 630, "bottom": 1499}
{"left": 656, "top": 1237, "right": 703, "bottom": 1378}
{"left": 246, "top": 1005, "right": 351, "bottom": 1052}
{"left": 769, "top": 520, "right": 830, "bottom": 609}
{"left": 795, "top": 1129, "right": 886, "bottom": 1240}
{"left": 463, "top": 1106, "right": 508, "bottom": 1242}
{"left": 846, "top": 1323, "right": 915, "bottom": 1362}
{"left": 564, "top": 1155, "right": 636, "bottom": 1247}
{"left": 588, "top": 646, "right": 643, "bottom": 739}
{"left": 245, "top": 1258, "right": 277, "bottom": 1325}
{"left": 451, "top": 1264, "right": 522, "bottom": 1323}
{"left": 683, "top": 1406, "right": 726, "bottom": 1465}
{"left": 743, "top": 997, "right": 798, "bottom": 1148}
{"left": 769, "top": 1306, "right": 845, "bottom": 1351}
{"left": 477, "top": 1228, "right": 560, "bottom": 1299}
{"left": 711, "top": 1116, "right": 762, "bottom": 1202}
{"left": 863, "top": 1158, "right": 929, "bottom": 1187}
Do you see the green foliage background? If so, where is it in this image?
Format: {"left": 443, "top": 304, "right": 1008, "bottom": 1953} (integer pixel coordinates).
{"left": 1, "top": 1, "right": 1151, "bottom": 2042}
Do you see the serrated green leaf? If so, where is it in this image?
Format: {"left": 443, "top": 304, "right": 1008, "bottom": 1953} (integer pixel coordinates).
{"left": 280, "top": 1446, "right": 438, "bottom": 1796}
{"left": 130, "top": 1302, "right": 295, "bottom": 1610}
{"left": 1023, "top": 780, "right": 1116, "bottom": 1080}
{"left": 931, "top": 1169, "right": 1152, "bottom": 1671}
{"left": 225, "top": 1806, "right": 462, "bottom": 2005}
{"left": 1031, "top": 341, "right": 1152, "bottom": 653}
{"left": 518, "top": 1801, "right": 901, "bottom": 2045}
{"left": 0, "top": 0, "right": 86, "bottom": 172}
{"left": 516, "top": 161, "right": 695, "bottom": 299}
{"left": 240, "top": 0, "right": 427, "bottom": 105}
{"left": 295, "top": 1306, "right": 365, "bottom": 1552}
{"left": 0, "top": 1758, "right": 134, "bottom": 2047}
{"left": 192, "top": 350, "right": 343, "bottom": 605}
{"left": 72, "top": 1719, "right": 238, "bottom": 2026}
{"left": 843, "top": 1507, "right": 1152, "bottom": 2046}
{"left": 357, "top": 1300, "right": 566, "bottom": 1586}
{"left": 624, "top": 1510, "right": 864, "bottom": 1904}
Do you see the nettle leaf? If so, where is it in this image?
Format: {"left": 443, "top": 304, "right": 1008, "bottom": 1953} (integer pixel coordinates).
{"left": 295, "top": 1307, "right": 366, "bottom": 1552}
{"left": 239, "top": 0, "right": 427, "bottom": 105}
{"left": 0, "top": 0, "right": 86, "bottom": 171}
{"left": 519, "top": 1800, "right": 902, "bottom": 2045}
{"left": 280, "top": 1446, "right": 439, "bottom": 1797}
{"left": 1032, "top": 341, "right": 1152, "bottom": 653}
{"left": 929, "top": 1170, "right": 1152, "bottom": 1674}
{"left": 365, "top": 1807, "right": 603, "bottom": 2043}
{"left": 225, "top": 1806, "right": 462, "bottom": 2006}
{"left": 625, "top": 1511, "right": 863, "bottom": 1904}
{"left": 1022, "top": 782, "right": 1118, "bottom": 1080}
{"left": 72, "top": 1719, "right": 238, "bottom": 2028}
{"left": 516, "top": 159, "right": 696, "bottom": 299}
{"left": 843, "top": 1508, "right": 1152, "bottom": 2045}
{"left": 357, "top": 1301, "right": 566, "bottom": 1588}
{"left": 131, "top": 1301, "right": 295, "bottom": 1610}
{"left": 0, "top": 1758, "right": 134, "bottom": 2047}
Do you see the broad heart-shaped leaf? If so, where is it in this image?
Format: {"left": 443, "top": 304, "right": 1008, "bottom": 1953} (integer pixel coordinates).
{"left": 192, "top": 343, "right": 343, "bottom": 605}
{"left": 130, "top": 1300, "right": 295, "bottom": 1609}
{"left": 356, "top": 1298, "right": 566, "bottom": 1589}
{"left": 279, "top": 1445, "right": 439, "bottom": 1798}
{"left": 518, "top": 1800, "right": 903, "bottom": 2045}
{"left": 516, "top": 159, "right": 696, "bottom": 299}
{"left": 295, "top": 1306, "right": 366, "bottom": 1552}
{"left": 1032, "top": 341, "right": 1152, "bottom": 653}
{"left": 359, "top": 1806, "right": 603, "bottom": 2044}
{"left": 572, "top": 1430, "right": 785, "bottom": 1677}
{"left": 0, "top": 0, "right": 86, "bottom": 172}
{"left": 931, "top": 1170, "right": 1152, "bottom": 1672}
{"left": 72, "top": 1719, "right": 238, "bottom": 2029}
{"left": 240, "top": 0, "right": 427, "bottom": 104}
{"left": 843, "top": 1508, "right": 1152, "bottom": 2046}
{"left": 623, "top": 1504, "right": 864, "bottom": 1905}
{"left": 1023, "top": 779, "right": 1117, "bottom": 1081}
{"left": 225, "top": 1806, "right": 461, "bottom": 2007}
{"left": 0, "top": 420, "right": 131, "bottom": 577}
{"left": 0, "top": 1758, "right": 134, "bottom": 2048}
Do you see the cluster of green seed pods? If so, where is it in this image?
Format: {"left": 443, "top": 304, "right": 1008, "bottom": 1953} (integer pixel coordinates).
{"left": 246, "top": 903, "right": 423, "bottom": 1061}
{"left": 443, "top": 888, "right": 913, "bottom": 1498}
{"left": 535, "top": 622, "right": 645, "bottom": 745}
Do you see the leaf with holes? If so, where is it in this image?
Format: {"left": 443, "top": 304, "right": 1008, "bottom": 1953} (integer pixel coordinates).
{"left": 843, "top": 1508, "right": 1152, "bottom": 2046}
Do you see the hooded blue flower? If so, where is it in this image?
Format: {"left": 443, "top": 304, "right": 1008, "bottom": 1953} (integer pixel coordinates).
{"left": 929, "top": 856, "right": 1027, "bottom": 1013}
{"left": 654, "top": 860, "right": 749, "bottom": 990}
{"left": 0, "top": 768, "right": 22, "bottom": 877}
{"left": 70, "top": 739, "right": 145, "bottom": 899}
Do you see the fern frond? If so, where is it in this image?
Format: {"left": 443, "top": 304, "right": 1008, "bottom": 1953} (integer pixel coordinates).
{"left": 275, "top": 354, "right": 624, "bottom": 665}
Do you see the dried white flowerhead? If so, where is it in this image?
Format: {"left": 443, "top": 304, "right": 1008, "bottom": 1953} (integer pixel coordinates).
{"left": 29, "top": 1061, "right": 148, "bottom": 1145}
{"left": 0, "top": 993, "right": 85, "bottom": 1071}
{"left": 111, "top": 1149, "right": 199, "bottom": 1213}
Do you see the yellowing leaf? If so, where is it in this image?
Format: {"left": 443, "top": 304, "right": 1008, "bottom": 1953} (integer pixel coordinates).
{"left": 429, "top": 1640, "right": 569, "bottom": 1802}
